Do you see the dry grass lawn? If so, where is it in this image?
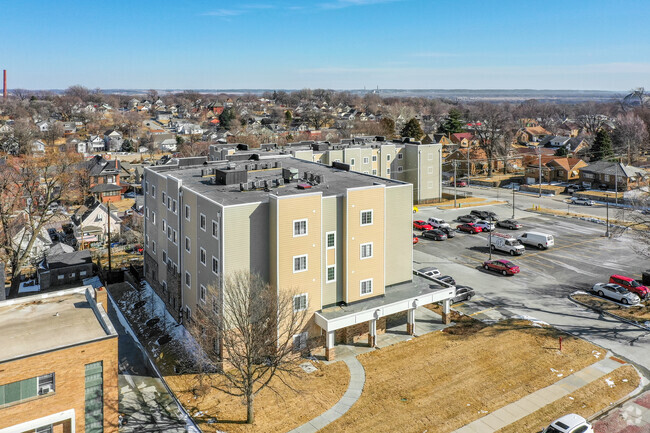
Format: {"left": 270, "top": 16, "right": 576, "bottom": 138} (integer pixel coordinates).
{"left": 165, "top": 360, "right": 349, "bottom": 433}
{"left": 497, "top": 365, "right": 640, "bottom": 433}
{"left": 320, "top": 318, "right": 601, "bottom": 433}
{"left": 573, "top": 294, "right": 650, "bottom": 323}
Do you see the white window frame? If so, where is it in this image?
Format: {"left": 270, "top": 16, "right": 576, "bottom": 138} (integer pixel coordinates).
{"left": 360, "top": 242, "right": 373, "bottom": 259}
{"left": 162, "top": 250, "right": 167, "bottom": 263}
{"left": 151, "top": 185, "right": 156, "bottom": 198}
{"left": 293, "top": 293, "right": 308, "bottom": 312}
{"left": 199, "top": 285, "right": 207, "bottom": 304}
{"left": 360, "top": 278, "right": 373, "bottom": 296}
{"left": 397, "top": 166, "right": 403, "bottom": 173}
{"left": 398, "top": 153, "right": 404, "bottom": 160}
{"left": 293, "top": 332, "right": 308, "bottom": 350}
{"left": 162, "top": 219, "right": 166, "bottom": 232}
{"left": 293, "top": 254, "right": 308, "bottom": 273}
{"left": 360, "top": 209, "right": 373, "bottom": 226}
{"left": 151, "top": 211, "right": 156, "bottom": 224}
{"left": 200, "top": 247, "right": 206, "bottom": 265}
{"left": 172, "top": 199, "right": 177, "bottom": 214}
{"left": 200, "top": 213, "right": 206, "bottom": 231}
{"left": 212, "top": 220, "right": 219, "bottom": 239}
{"left": 372, "top": 169, "right": 377, "bottom": 175}
{"left": 326, "top": 265, "right": 336, "bottom": 283}
{"left": 185, "top": 305, "right": 192, "bottom": 322}
{"left": 350, "top": 158, "right": 355, "bottom": 166}
{"left": 428, "top": 152, "right": 434, "bottom": 161}
{"left": 185, "top": 205, "right": 191, "bottom": 221}
{"left": 185, "top": 271, "right": 191, "bottom": 288}
{"left": 387, "top": 168, "right": 391, "bottom": 175}
{"left": 372, "top": 155, "right": 377, "bottom": 162}
{"left": 185, "top": 236, "right": 191, "bottom": 252}
{"left": 212, "top": 256, "right": 219, "bottom": 275}
{"left": 152, "top": 241, "right": 156, "bottom": 254}
{"left": 363, "top": 157, "right": 369, "bottom": 164}
{"left": 146, "top": 207, "right": 150, "bottom": 220}
{"left": 293, "top": 219, "right": 308, "bottom": 237}
{"left": 387, "top": 154, "right": 391, "bottom": 161}
{"left": 145, "top": 181, "right": 149, "bottom": 194}
{"left": 162, "top": 191, "right": 166, "bottom": 204}
{"left": 326, "top": 231, "right": 336, "bottom": 249}
{"left": 428, "top": 166, "right": 434, "bottom": 174}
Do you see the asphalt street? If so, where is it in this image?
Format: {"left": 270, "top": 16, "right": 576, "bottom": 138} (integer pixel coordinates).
{"left": 413, "top": 202, "right": 650, "bottom": 374}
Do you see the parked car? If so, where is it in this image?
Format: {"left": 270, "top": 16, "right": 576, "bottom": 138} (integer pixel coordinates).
{"left": 483, "top": 259, "right": 520, "bottom": 276}
{"left": 609, "top": 274, "right": 649, "bottom": 299}
{"left": 566, "top": 184, "right": 587, "bottom": 194}
{"left": 439, "top": 226, "right": 456, "bottom": 238}
{"left": 501, "top": 182, "right": 520, "bottom": 190}
{"left": 124, "top": 191, "right": 136, "bottom": 199}
{"left": 570, "top": 197, "right": 595, "bottom": 206}
{"left": 453, "top": 180, "right": 467, "bottom": 187}
{"left": 456, "top": 214, "right": 478, "bottom": 223}
{"left": 517, "top": 231, "right": 554, "bottom": 249}
{"left": 452, "top": 285, "right": 475, "bottom": 303}
{"left": 457, "top": 223, "right": 482, "bottom": 234}
{"left": 413, "top": 234, "right": 419, "bottom": 245}
{"left": 474, "top": 220, "right": 495, "bottom": 232}
{"left": 413, "top": 220, "right": 433, "bottom": 230}
{"left": 418, "top": 267, "right": 441, "bottom": 278}
{"left": 421, "top": 229, "right": 448, "bottom": 241}
{"left": 427, "top": 217, "right": 451, "bottom": 229}
{"left": 470, "top": 209, "right": 499, "bottom": 221}
{"left": 598, "top": 183, "right": 609, "bottom": 191}
{"left": 543, "top": 414, "right": 593, "bottom": 433}
{"left": 496, "top": 219, "right": 522, "bottom": 230}
{"left": 593, "top": 283, "right": 640, "bottom": 305}
{"left": 438, "top": 275, "right": 456, "bottom": 285}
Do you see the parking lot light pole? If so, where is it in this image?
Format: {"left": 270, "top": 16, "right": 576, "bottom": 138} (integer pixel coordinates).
{"left": 512, "top": 186, "right": 515, "bottom": 218}
{"left": 488, "top": 215, "right": 493, "bottom": 260}
{"left": 606, "top": 200, "right": 610, "bottom": 237}
{"left": 454, "top": 161, "right": 458, "bottom": 208}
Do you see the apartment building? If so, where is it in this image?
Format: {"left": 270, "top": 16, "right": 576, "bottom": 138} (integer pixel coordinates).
{"left": 0, "top": 286, "right": 118, "bottom": 433}
{"left": 143, "top": 156, "right": 454, "bottom": 360}
{"left": 209, "top": 136, "right": 443, "bottom": 204}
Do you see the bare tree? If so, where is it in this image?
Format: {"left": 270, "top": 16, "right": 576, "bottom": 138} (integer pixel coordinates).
{"left": 41, "top": 122, "right": 64, "bottom": 147}
{"left": 612, "top": 112, "right": 649, "bottom": 163}
{"left": 11, "top": 89, "right": 32, "bottom": 101}
{"left": 302, "top": 107, "right": 331, "bottom": 130}
{"left": 188, "top": 271, "right": 309, "bottom": 424}
{"left": 12, "top": 118, "right": 38, "bottom": 154}
{"left": 468, "top": 103, "right": 515, "bottom": 177}
{"left": 0, "top": 152, "right": 83, "bottom": 294}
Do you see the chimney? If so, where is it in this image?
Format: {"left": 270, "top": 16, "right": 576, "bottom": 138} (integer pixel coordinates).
{"left": 95, "top": 286, "right": 108, "bottom": 313}
{"left": 2, "top": 70, "right": 6, "bottom": 100}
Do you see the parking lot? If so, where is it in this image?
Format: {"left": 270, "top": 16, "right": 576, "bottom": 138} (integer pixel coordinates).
{"left": 413, "top": 205, "right": 648, "bottom": 321}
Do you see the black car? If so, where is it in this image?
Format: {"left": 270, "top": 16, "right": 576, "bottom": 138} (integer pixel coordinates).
{"left": 496, "top": 219, "right": 522, "bottom": 230}
{"left": 451, "top": 285, "right": 475, "bottom": 303}
{"left": 456, "top": 214, "right": 478, "bottom": 223}
{"left": 421, "top": 229, "right": 447, "bottom": 241}
{"left": 470, "top": 209, "right": 499, "bottom": 221}
{"left": 438, "top": 275, "right": 456, "bottom": 285}
{"left": 439, "top": 226, "right": 456, "bottom": 238}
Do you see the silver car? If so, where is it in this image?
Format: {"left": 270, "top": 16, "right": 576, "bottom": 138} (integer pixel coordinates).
{"left": 570, "top": 197, "right": 595, "bottom": 206}
{"left": 592, "top": 283, "right": 640, "bottom": 305}
{"left": 474, "top": 220, "right": 496, "bottom": 232}
{"left": 418, "top": 267, "right": 441, "bottom": 278}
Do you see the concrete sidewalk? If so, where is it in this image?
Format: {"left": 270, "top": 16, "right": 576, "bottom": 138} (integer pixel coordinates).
{"left": 454, "top": 356, "right": 627, "bottom": 433}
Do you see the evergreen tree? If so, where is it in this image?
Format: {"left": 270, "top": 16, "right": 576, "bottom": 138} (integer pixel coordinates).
{"left": 438, "top": 108, "right": 465, "bottom": 135}
{"left": 400, "top": 118, "right": 424, "bottom": 141}
{"left": 120, "top": 139, "right": 134, "bottom": 152}
{"left": 554, "top": 146, "right": 568, "bottom": 157}
{"left": 219, "top": 107, "right": 237, "bottom": 130}
{"left": 591, "top": 129, "right": 613, "bottom": 161}
{"left": 379, "top": 117, "right": 395, "bottom": 137}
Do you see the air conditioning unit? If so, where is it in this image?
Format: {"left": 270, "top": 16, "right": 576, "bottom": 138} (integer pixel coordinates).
{"left": 38, "top": 385, "right": 54, "bottom": 395}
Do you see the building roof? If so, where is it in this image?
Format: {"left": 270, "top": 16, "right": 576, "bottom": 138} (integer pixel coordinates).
{"left": 147, "top": 156, "right": 406, "bottom": 206}
{"left": 581, "top": 161, "right": 647, "bottom": 178}
{"left": 90, "top": 183, "right": 123, "bottom": 193}
{"left": 0, "top": 287, "right": 116, "bottom": 362}
{"left": 525, "top": 126, "right": 551, "bottom": 136}
{"left": 46, "top": 250, "right": 92, "bottom": 270}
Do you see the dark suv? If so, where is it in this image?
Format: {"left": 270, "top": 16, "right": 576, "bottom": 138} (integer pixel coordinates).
{"left": 470, "top": 209, "right": 499, "bottom": 221}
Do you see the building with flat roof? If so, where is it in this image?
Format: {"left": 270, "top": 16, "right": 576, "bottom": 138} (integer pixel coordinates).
{"left": 209, "top": 136, "right": 443, "bottom": 204}
{"left": 0, "top": 286, "right": 118, "bottom": 433}
{"left": 143, "top": 156, "right": 454, "bottom": 360}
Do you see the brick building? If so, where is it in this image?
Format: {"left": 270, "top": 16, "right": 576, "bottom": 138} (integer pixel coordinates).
{"left": 0, "top": 286, "right": 119, "bottom": 433}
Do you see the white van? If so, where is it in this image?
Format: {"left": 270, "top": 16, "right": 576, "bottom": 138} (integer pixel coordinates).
{"left": 490, "top": 233, "right": 525, "bottom": 255}
{"left": 517, "top": 231, "right": 554, "bottom": 249}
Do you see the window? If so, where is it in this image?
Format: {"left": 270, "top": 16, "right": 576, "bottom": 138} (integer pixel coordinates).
{"left": 387, "top": 168, "right": 391, "bottom": 175}
{"left": 0, "top": 373, "right": 56, "bottom": 407}
{"left": 350, "top": 158, "right": 355, "bottom": 166}
{"left": 200, "top": 285, "right": 206, "bottom": 303}
{"left": 387, "top": 154, "right": 391, "bottom": 161}
{"left": 212, "top": 256, "right": 219, "bottom": 274}
{"left": 162, "top": 192, "right": 166, "bottom": 204}
{"left": 173, "top": 229, "right": 177, "bottom": 244}
{"left": 200, "top": 213, "right": 206, "bottom": 231}
{"left": 397, "top": 166, "right": 403, "bottom": 173}
{"left": 360, "top": 210, "right": 373, "bottom": 226}
{"left": 167, "top": 196, "right": 171, "bottom": 210}
{"left": 293, "top": 219, "right": 308, "bottom": 237}
{"left": 146, "top": 234, "right": 149, "bottom": 247}
{"left": 326, "top": 232, "right": 335, "bottom": 249}
{"left": 293, "top": 293, "right": 308, "bottom": 311}
{"left": 167, "top": 226, "right": 171, "bottom": 240}
{"left": 162, "top": 219, "right": 166, "bottom": 232}
{"left": 398, "top": 153, "right": 403, "bottom": 160}
{"left": 372, "top": 155, "right": 377, "bottom": 162}
{"left": 58, "top": 274, "right": 65, "bottom": 280}
{"left": 185, "top": 271, "right": 191, "bottom": 288}
{"left": 145, "top": 181, "right": 149, "bottom": 194}
{"left": 372, "top": 169, "right": 377, "bottom": 175}
{"left": 293, "top": 255, "right": 307, "bottom": 273}
{"left": 428, "top": 167, "right": 434, "bottom": 174}
{"left": 85, "top": 362, "right": 103, "bottom": 433}
{"left": 172, "top": 199, "right": 177, "bottom": 213}
{"left": 37, "top": 373, "right": 55, "bottom": 395}
{"left": 80, "top": 270, "right": 87, "bottom": 276}
{"left": 146, "top": 207, "right": 149, "bottom": 220}
{"left": 35, "top": 426, "right": 52, "bottom": 433}
{"left": 428, "top": 153, "right": 434, "bottom": 161}
{"left": 212, "top": 220, "right": 219, "bottom": 239}
{"left": 185, "top": 306, "right": 192, "bottom": 322}
{"left": 361, "top": 279, "right": 373, "bottom": 296}
{"left": 151, "top": 185, "right": 156, "bottom": 198}
{"left": 293, "top": 332, "right": 308, "bottom": 350}
{"left": 604, "top": 174, "right": 610, "bottom": 182}
{"left": 152, "top": 241, "right": 156, "bottom": 253}
{"left": 162, "top": 250, "right": 167, "bottom": 263}
{"left": 185, "top": 205, "right": 190, "bottom": 220}
{"left": 361, "top": 242, "right": 373, "bottom": 259}
{"left": 363, "top": 157, "right": 369, "bottom": 164}
{"left": 327, "top": 265, "right": 336, "bottom": 282}
{"left": 200, "top": 247, "right": 206, "bottom": 265}
{"left": 151, "top": 211, "right": 155, "bottom": 224}
{"left": 185, "top": 237, "right": 191, "bottom": 252}
{"left": 212, "top": 296, "right": 219, "bottom": 314}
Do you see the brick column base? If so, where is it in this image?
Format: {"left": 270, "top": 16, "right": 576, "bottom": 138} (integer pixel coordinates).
{"left": 442, "top": 311, "right": 451, "bottom": 324}
{"left": 368, "top": 335, "right": 376, "bottom": 347}
{"left": 325, "top": 347, "right": 334, "bottom": 361}
{"left": 406, "top": 323, "right": 414, "bottom": 335}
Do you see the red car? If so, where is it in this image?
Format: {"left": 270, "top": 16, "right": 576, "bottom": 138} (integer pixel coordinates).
{"left": 483, "top": 259, "right": 520, "bottom": 276}
{"left": 453, "top": 180, "right": 468, "bottom": 187}
{"left": 456, "top": 223, "right": 482, "bottom": 234}
{"left": 413, "top": 220, "right": 433, "bottom": 230}
{"left": 413, "top": 234, "right": 419, "bottom": 244}
{"left": 609, "top": 274, "right": 649, "bottom": 299}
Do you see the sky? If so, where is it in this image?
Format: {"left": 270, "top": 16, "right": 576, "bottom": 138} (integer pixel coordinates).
{"left": 2, "top": 0, "right": 650, "bottom": 90}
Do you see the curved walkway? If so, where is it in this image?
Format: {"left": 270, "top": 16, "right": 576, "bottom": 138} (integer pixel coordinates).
{"left": 289, "top": 357, "right": 366, "bottom": 433}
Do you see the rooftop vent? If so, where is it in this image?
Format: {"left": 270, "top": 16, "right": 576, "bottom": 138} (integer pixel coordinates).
{"left": 215, "top": 167, "right": 248, "bottom": 185}
{"left": 282, "top": 167, "right": 299, "bottom": 183}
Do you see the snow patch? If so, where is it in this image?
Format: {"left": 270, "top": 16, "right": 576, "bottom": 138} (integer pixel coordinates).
{"left": 512, "top": 314, "right": 549, "bottom": 327}
{"left": 605, "top": 378, "right": 615, "bottom": 388}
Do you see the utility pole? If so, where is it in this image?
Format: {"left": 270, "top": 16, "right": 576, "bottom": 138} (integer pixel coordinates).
{"left": 538, "top": 151, "right": 542, "bottom": 198}
{"left": 453, "top": 161, "right": 457, "bottom": 208}
{"left": 614, "top": 162, "right": 619, "bottom": 207}
{"left": 512, "top": 186, "right": 515, "bottom": 219}
{"left": 107, "top": 202, "right": 112, "bottom": 272}
{"left": 488, "top": 215, "right": 493, "bottom": 260}
{"left": 466, "top": 143, "right": 471, "bottom": 188}
{"left": 605, "top": 200, "right": 610, "bottom": 238}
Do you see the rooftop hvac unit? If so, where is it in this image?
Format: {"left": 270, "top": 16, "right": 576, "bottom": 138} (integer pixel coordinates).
{"left": 240, "top": 183, "right": 247, "bottom": 191}
{"left": 264, "top": 180, "right": 270, "bottom": 188}
{"left": 275, "top": 161, "right": 282, "bottom": 168}
{"left": 276, "top": 178, "right": 285, "bottom": 186}
{"left": 309, "top": 173, "right": 316, "bottom": 182}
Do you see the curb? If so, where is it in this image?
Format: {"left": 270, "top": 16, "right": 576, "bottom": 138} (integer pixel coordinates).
{"left": 588, "top": 363, "right": 650, "bottom": 423}
{"left": 568, "top": 292, "right": 650, "bottom": 332}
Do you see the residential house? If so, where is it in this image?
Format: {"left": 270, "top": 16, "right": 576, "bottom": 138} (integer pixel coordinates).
{"left": 450, "top": 133, "right": 476, "bottom": 148}
{"left": 444, "top": 148, "right": 509, "bottom": 177}
{"left": 73, "top": 201, "right": 122, "bottom": 246}
{"left": 88, "top": 135, "right": 106, "bottom": 153}
{"left": 36, "top": 121, "right": 49, "bottom": 132}
{"left": 0, "top": 286, "right": 118, "bottom": 432}
{"left": 579, "top": 161, "right": 648, "bottom": 191}
{"left": 86, "top": 155, "right": 129, "bottom": 201}
{"left": 31, "top": 139, "right": 45, "bottom": 154}
{"left": 11, "top": 226, "right": 54, "bottom": 263}
{"left": 37, "top": 250, "right": 94, "bottom": 291}
{"left": 103, "top": 130, "right": 124, "bottom": 152}
{"left": 524, "top": 157, "right": 588, "bottom": 184}
{"left": 516, "top": 126, "right": 551, "bottom": 145}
